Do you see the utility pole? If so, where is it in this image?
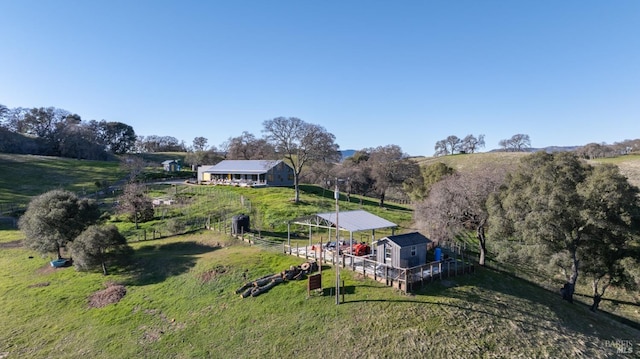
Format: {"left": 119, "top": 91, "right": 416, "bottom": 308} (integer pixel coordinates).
{"left": 334, "top": 178, "right": 340, "bottom": 305}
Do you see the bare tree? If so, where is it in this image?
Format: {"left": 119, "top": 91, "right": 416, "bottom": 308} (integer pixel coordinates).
{"left": 434, "top": 135, "right": 467, "bottom": 156}
{"left": 445, "top": 135, "right": 461, "bottom": 154}
{"left": 120, "top": 156, "right": 146, "bottom": 182}
{"left": 117, "top": 183, "right": 154, "bottom": 229}
{"left": 367, "top": 145, "right": 419, "bottom": 207}
{"left": 224, "top": 131, "right": 276, "bottom": 160}
{"left": 335, "top": 151, "right": 374, "bottom": 198}
{"left": 434, "top": 139, "right": 449, "bottom": 156}
{"left": 263, "top": 117, "right": 340, "bottom": 203}
{"left": 499, "top": 134, "right": 531, "bottom": 152}
{"left": 415, "top": 166, "right": 506, "bottom": 265}
{"left": 192, "top": 136, "right": 208, "bottom": 152}
{"left": 460, "top": 134, "right": 485, "bottom": 153}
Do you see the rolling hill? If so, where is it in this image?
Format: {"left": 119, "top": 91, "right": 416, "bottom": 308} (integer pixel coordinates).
{"left": 0, "top": 152, "right": 639, "bottom": 357}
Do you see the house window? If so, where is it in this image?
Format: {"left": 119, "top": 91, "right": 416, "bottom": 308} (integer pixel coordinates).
{"left": 288, "top": 173, "right": 294, "bottom": 180}
{"left": 385, "top": 245, "right": 392, "bottom": 263}
{"left": 267, "top": 174, "right": 273, "bottom": 182}
{"left": 411, "top": 246, "right": 416, "bottom": 256}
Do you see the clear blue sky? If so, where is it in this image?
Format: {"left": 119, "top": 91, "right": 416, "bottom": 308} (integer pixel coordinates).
{"left": 1, "top": 1, "right": 639, "bottom": 156}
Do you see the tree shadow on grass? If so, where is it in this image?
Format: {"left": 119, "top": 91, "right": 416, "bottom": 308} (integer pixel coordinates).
{"left": 411, "top": 267, "right": 640, "bottom": 336}
{"left": 298, "top": 184, "right": 412, "bottom": 212}
{"left": 336, "top": 266, "right": 639, "bottom": 346}
{"left": 122, "top": 241, "right": 220, "bottom": 287}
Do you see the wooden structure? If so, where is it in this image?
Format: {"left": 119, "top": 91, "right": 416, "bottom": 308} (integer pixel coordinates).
{"left": 375, "top": 232, "right": 431, "bottom": 268}
{"left": 284, "top": 240, "right": 474, "bottom": 294}
{"left": 162, "top": 160, "right": 181, "bottom": 172}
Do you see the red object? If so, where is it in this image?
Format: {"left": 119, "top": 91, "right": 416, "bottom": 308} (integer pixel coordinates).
{"left": 352, "top": 243, "right": 371, "bottom": 256}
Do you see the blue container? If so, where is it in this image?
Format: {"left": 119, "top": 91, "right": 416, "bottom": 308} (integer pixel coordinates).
{"left": 50, "top": 259, "right": 69, "bottom": 268}
{"left": 434, "top": 248, "right": 442, "bottom": 262}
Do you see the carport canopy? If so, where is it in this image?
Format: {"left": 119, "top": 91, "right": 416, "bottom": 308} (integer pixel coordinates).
{"left": 287, "top": 209, "right": 397, "bottom": 246}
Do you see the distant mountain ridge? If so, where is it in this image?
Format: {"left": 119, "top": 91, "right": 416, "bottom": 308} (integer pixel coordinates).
{"left": 488, "top": 146, "right": 580, "bottom": 153}
{"left": 340, "top": 149, "right": 356, "bottom": 160}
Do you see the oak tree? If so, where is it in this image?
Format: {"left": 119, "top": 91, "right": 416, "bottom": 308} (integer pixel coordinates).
{"left": 19, "top": 190, "right": 101, "bottom": 259}
{"left": 71, "top": 225, "right": 131, "bottom": 275}
{"left": 416, "top": 165, "right": 506, "bottom": 265}
{"left": 488, "top": 152, "right": 640, "bottom": 305}
{"left": 263, "top": 117, "right": 339, "bottom": 203}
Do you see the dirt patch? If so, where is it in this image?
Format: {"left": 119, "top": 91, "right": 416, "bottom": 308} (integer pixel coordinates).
{"left": 198, "top": 265, "right": 227, "bottom": 283}
{"left": 0, "top": 240, "right": 22, "bottom": 249}
{"left": 88, "top": 282, "right": 127, "bottom": 308}
{"left": 133, "top": 306, "right": 186, "bottom": 344}
{"left": 28, "top": 282, "right": 50, "bottom": 288}
{"left": 36, "top": 264, "right": 58, "bottom": 275}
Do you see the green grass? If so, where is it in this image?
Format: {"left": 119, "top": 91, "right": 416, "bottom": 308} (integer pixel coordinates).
{"left": 1, "top": 152, "right": 640, "bottom": 357}
{"left": 413, "top": 152, "right": 529, "bottom": 172}
{"left": 590, "top": 154, "right": 640, "bottom": 188}
{"left": 0, "top": 154, "right": 124, "bottom": 204}
{"left": 1, "top": 230, "right": 638, "bottom": 358}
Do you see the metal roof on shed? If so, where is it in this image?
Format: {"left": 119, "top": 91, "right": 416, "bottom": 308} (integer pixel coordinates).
{"left": 204, "top": 160, "right": 284, "bottom": 174}
{"left": 315, "top": 209, "right": 397, "bottom": 232}
{"left": 378, "top": 232, "right": 431, "bottom": 247}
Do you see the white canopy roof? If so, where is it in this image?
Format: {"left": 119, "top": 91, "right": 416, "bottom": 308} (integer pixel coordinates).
{"left": 293, "top": 209, "right": 397, "bottom": 233}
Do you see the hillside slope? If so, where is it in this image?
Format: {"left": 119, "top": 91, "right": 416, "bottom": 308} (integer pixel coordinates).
{"left": 415, "top": 152, "right": 640, "bottom": 188}
{"left": 0, "top": 232, "right": 638, "bottom": 358}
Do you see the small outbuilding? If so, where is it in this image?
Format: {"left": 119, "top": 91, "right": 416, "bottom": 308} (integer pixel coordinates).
{"left": 162, "top": 160, "right": 181, "bottom": 172}
{"left": 376, "top": 232, "right": 431, "bottom": 268}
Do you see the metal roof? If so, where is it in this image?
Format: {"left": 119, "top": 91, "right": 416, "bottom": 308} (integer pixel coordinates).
{"left": 313, "top": 209, "right": 397, "bottom": 232}
{"left": 204, "top": 160, "right": 284, "bottom": 174}
{"left": 378, "top": 232, "right": 431, "bottom": 247}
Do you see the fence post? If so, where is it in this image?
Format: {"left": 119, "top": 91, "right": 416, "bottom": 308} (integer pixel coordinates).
{"left": 403, "top": 269, "right": 408, "bottom": 294}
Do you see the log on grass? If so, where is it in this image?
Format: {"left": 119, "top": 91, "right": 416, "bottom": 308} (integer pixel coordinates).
{"left": 293, "top": 271, "right": 306, "bottom": 280}
{"left": 253, "top": 274, "right": 280, "bottom": 287}
{"left": 284, "top": 268, "right": 301, "bottom": 281}
{"left": 251, "top": 277, "right": 284, "bottom": 297}
{"left": 240, "top": 287, "right": 254, "bottom": 298}
{"left": 235, "top": 282, "right": 254, "bottom": 294}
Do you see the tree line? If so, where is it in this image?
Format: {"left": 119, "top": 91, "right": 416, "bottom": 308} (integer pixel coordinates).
{"left": 0, "top": 105, "right": 137, "bottom": 159}
{"left": 434, "top": 132, "right": 640, "bottom": 157}
{"left": 11, "top": 108, "right": 640, "bottom": 310}
{"left": 433, "top": 133, "right": 532, "bottom": 156}
{"left": 414, "top": 151, "right": 640, "bottom": 311}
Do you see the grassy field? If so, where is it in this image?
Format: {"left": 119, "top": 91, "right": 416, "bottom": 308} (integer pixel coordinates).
{"left": 413, "top": 152, "right": 529, "bottom": 172}
{"left": 414, "top": 152, "right": 640, "bottom": 188}
{"left": 1, "top": 230, "right": 638, "bottom": 358}
{"left": 591, "top": 154, "right": 640, "bottom": 188}
{"left": 0, "top": 154, "right": 124, "bottom": 205}
{"left": 1, "top": 153, "right": 639, "bottom": 357}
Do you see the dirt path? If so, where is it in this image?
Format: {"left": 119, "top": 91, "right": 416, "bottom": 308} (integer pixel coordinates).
{"left": 0, "top": 240, "right": 22, "bottom": 249}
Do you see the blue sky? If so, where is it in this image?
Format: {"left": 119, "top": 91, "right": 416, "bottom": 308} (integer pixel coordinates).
{"left": 1, "top": 1, "right": 638, "bottom": 156}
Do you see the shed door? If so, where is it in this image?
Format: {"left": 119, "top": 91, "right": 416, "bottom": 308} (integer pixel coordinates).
{"left": 385, "top": 245, "right": 392, "bottom": 264}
